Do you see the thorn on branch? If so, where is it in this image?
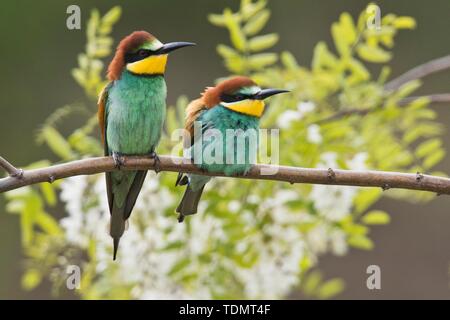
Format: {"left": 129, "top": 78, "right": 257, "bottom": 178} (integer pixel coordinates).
{"left": 48, "top": 175, "right": 55, "bottom": 183}
{"left": 382, "top": 183, "right": 390, "bottom": 191}
{"left": 416, "top": 172, "right": 424, "bottom": 183}
{"left": 327, "top": 168, "right": 336, "bottom": 180}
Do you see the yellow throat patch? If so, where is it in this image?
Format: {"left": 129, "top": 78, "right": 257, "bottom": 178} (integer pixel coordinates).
{"left": 126, "top": 54, "right": 168, "bottom": 75}
{"left": 224, "top": 100, "right": 265, "bottom": 117}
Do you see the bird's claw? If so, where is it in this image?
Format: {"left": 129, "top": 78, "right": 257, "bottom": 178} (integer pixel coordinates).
{"left": 177, "top": 213, "right": 185, "bottom": 223}
{"left": 112, "top": 152, "right": 125, "bottom": 169}
{"left": 149, "top": 151, "right": 161, "bottom": 173}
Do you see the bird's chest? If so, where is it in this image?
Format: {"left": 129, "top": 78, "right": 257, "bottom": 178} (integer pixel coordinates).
{"left": 106, "top": 75, "right": 167, "bottom": 154}
{"left": 195, "top": 108, "right": 260, "bottom": 175}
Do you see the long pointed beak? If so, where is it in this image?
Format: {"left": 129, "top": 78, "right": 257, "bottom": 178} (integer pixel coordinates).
{"left": 157, "top": 41, "right": 196, "bottom": 54}
{"left": 254, "top": 88, "right": 290, "bottom": 100}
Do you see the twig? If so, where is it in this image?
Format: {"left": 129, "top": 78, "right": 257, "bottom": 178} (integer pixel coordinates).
{"left": 399, "top": 93, "right": 450, "bottom": 106}
{"left": 0, "top": 156, "right": 23, "bottom": 178}
{"left": 315, "top": 93, "right": 450, "bottom": 124}
{"left": 384, "top": 55, "right": 450, "bottom": 91}
{"left": 0, "top": 155, "right": 449, "bottom": 195}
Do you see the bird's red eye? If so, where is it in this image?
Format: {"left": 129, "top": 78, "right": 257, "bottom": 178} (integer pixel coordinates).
{"left": 138, "top": 49, "right": 147, "bottom": 57}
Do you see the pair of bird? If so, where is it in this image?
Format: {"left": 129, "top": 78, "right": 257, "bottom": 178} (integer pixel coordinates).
{"left": 98, "top": 31, "right": 288, "bottom": 259}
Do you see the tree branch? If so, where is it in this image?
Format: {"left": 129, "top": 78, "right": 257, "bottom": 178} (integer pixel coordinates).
{"left": 0, "top": 156, "right": 23, "bottom": 178}
{"left": 384, "top": 54, "right": 450, "bottom": 91}
{"left": 315, "top": 93, "right": 450, "bottom": 124}
{"left": 0, "top": 155, "right": 449, "bottom": 195}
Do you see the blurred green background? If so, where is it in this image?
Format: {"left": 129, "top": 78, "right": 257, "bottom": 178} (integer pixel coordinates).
{"left": 1, "top": 0, "right": 450, "bottom": 299}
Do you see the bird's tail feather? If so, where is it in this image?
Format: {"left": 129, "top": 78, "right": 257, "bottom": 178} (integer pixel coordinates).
{"left": 110, "top": 202, "right": 126, "bottom": 260}
{"left": 176, "top": 185, "right": 205, "bottom": 222}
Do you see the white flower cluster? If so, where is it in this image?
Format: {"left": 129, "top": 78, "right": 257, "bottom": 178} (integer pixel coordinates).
{"left": 58, "top": 174, "right": 313, "bottom": 299}
{"left": 277, "top": 101, "right": 316, "bottom": 129}
{"left": 307, "top": 152, "right": 368, "bottom": 256}
{"left": 57, "top": 150, "right": 367, "bottom": 299}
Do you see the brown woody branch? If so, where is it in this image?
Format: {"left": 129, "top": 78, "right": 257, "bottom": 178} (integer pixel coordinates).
{"left": 0, "top": 155, "right": 449, "bottom": 195}
{"left": 315, "top": 93, "right": 450, "bottom": 124}
{"left": 384, "top": 54, "right": 450, "bottom": 91}
{"left": 0, "top": 156, "right": 23, "bottom": 178}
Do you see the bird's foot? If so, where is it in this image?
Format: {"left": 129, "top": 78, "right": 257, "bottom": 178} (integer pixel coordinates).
{"left": 148, "top": 151, "right": 161, "bottom": 173}
{"left": 112, "top": 152, "right": 125, "bottom": 170}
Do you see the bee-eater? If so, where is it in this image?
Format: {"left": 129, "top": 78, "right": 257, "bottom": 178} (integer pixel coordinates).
{"left": 98, "top": 31, "right": 194, "bottom": 259}
{"left": 175, "top": 76, "right": 288, "bottom": 222}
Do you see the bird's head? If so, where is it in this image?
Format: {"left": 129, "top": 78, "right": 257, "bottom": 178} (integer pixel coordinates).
{"left": 107, "top": 30, "right": 195, "bottom": 80}
{"left": 203, "top": 76, "right": 289, "bottom": 118}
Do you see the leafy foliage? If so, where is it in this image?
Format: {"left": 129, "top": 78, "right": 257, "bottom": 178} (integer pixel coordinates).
{"left": 1, "top": 1, "right": 446, "bottom": 299}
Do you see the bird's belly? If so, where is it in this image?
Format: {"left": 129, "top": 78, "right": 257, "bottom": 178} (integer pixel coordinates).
{"left": 106, "top": 80, "right": 166, "bottom": 155}
{"left": 194, "top": 122, "right": 259, "bottom": 175}
{"left": 112, "top": 112, "right": 162, "bottom": 154}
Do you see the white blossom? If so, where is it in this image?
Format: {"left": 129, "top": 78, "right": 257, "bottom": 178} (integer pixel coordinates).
{"left": 276, "top": 101, "right": 316, "bottom": 128}
{"left": 307, "top": 124, "right": 323, "bottom": 144}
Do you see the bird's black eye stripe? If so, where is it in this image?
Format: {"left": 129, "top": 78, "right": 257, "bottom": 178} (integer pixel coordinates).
{"left": 220, "top": 93, "right": 252, "bottom": 103}
{"left": 125, "top": 49, "right": 153, "bottom": 63}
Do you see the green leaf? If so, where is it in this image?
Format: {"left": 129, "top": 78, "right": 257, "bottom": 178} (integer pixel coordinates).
{"left": 346, "top": 58, "right": 370, "bottom": 84}
{"left": 101, "top": 6, "right": 122, "bottom": 26}
{"left": 243, "top": 9, "right": 270, "bottom": 36}
{"left": 415, "top": 138, "right": 442, "bottom": 158}
{"left": 354, "top": 188, "right": 382, "bottom": 213}
{"left": 396, "top": 80, "right": 422, "bottom": 98}
{"left": 248, "top": 33, "right": 278, "bottom": 52}
{"left": 393, "top": 16, "right": 416, "bottom": 29}
{"left": 36, "top": 211, "right": 62, "bottom": 235}
{"left": 331, "top": 23, "right": 350, "bottom": 57}
{"left": 86, "top": 9, "right": 100, "bottom": 42}
{"left": 216, "top": 44, "right": 239, "bottom": 59}
{"left": 339, "top": 13, "right": 357, "bottom": 45}
{"left": 302, "top": 271, "right": 322, "bottom": 296}
{"left": 356, "top": 44, "right": 392, "bottom": 63}
{"left": 348, "top": 235, "right": 374, "bottom": 250}
{"left": 21, "top": 212, "right": 33, "bottom": 247}
{"left": 208, "top": 13, "right": 227, "bottom": 27}
{"left": 224, "top": 8, "right": 246, "bottom": 52}
{"left": 39, "top": 183, "right": 56, "bottom": 206}
{"left": 423, "top": 149, "right": 445, "bottom": 169}
{"left": 22, "top": 269, "right": 42, "bottom": 291}
{"left": 241, "top": 0, "right": 267, "bottom": 20}
{"left": 168, "top": 258, "right": 191, "bottom": 277}
{"left": 40, "top": 126, "right": 74, "bottom": 160}
{"left": 312, "top": 42, "right": 338, "bottom": 70}
{"left": 377, "top": 66, "right": 391, "bottom": 84}
{"left": 403, "top": 123, "right": 443, "bottom": 144}
{"left": 362, "top": 210, "right": 391, "bottom": 225}
{"left": 71, "top": 68, "right": 86, "bottom": 86}
{"left": 281, "top": 51, "right": 299, "bottom": 70}
{"left": 317, "top": 278, "right": 345, "bottom": 299}
{"left": 248, "top": 53, "right": 278, "bottom": 69}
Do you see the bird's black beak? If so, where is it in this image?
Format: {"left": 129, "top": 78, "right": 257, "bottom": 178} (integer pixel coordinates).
{"left": 157, "top": 42, "right": 196, "bottom": 54}
{"left": 254, "top": 88, "right": 290, "bottom": 100}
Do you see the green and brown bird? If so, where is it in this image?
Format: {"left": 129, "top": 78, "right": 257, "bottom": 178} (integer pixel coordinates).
{"left": 175, "top": 76, "right": 288, "bottom": 221}
{"left": 98, "top": 31, "right": 194, "bottom": 259}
